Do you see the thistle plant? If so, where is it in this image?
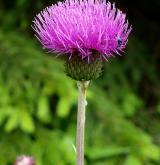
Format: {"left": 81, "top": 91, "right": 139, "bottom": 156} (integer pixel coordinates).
{"left": 32, "top": 0, "right": 131, "bottom": 164}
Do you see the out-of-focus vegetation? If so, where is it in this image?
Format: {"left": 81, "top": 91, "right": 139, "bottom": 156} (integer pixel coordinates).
{"left": 0, "top": 0, "right": 160, "bottom": 165}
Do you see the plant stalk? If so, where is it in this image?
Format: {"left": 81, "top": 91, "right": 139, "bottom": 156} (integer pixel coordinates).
{"left": 76, "top": 81, "right": 89, "bottom": 165}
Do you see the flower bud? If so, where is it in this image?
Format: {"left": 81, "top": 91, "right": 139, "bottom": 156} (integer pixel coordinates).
{"left": 14, "top": 155, "right": 35, "bottom": 165}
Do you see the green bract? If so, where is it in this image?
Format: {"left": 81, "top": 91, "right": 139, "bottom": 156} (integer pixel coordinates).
{"left": 65, "top": 55, "right": 103, "bottom": 81}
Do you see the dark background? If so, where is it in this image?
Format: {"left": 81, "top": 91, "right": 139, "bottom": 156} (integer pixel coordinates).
{"left": 0, "top": 0, "right": 160, "bottom": 164}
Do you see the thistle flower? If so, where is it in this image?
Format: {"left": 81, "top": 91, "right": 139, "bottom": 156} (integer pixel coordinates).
{"left": 33, "top": 0, "right": 132, "bottom": 60}
{"left": 33, "top": 0, "right": 131, "bottom": 80}
{"left": 14, "top": 155, "right": 35, "bottom": 165}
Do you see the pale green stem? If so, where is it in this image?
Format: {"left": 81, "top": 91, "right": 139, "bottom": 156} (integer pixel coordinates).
{"left": 76, "top": 81, "right": 89, "bottom": 165}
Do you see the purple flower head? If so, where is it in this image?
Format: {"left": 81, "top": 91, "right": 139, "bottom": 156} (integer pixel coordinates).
{"left": 33, "top": 0, "right": 132, "bottom": 61}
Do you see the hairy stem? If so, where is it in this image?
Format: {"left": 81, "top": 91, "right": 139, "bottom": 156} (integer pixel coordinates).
{"left": 76, "top": 81, "right": 89, "bottom": 165}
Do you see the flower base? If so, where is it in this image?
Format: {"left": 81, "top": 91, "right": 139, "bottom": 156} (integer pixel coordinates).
{"left": 65, "top": 54, "right": 103, "bottom": 81}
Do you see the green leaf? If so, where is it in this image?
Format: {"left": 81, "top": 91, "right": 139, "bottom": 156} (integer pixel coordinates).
{"left": 56, "top": 97, "right": 72, "bottom": 118}
{"left": 87, "top": 146, "right": 130, "bottom": 160}
{"left": 121, "top": 92, "right": 143, "bottom": 116}
{"left": 5, "top": 111, "right": 19, "bottom": 132}
{"left": 124, "top": 156, "right": 142, "bottom": 165}
{"left": 37, "top": 96, "right": 51, "bottom": 123}
{"left": 141, "top": 144, "right": 160, "bottom": 160}
{"left": 20, "top": 108, "right": 35, "bottom": 133}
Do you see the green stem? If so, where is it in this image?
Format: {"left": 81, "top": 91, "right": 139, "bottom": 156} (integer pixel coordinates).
{"left": 76, "top": 81, "right": 89, "bottom": 165}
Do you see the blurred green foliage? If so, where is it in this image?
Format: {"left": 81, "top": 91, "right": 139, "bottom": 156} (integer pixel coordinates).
{"left": 0, "top": 0, "right": 160, "bottom": 165}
